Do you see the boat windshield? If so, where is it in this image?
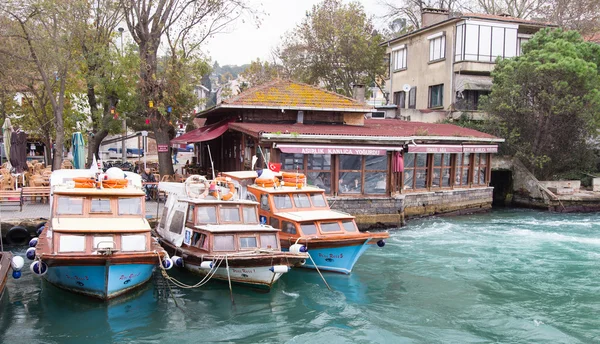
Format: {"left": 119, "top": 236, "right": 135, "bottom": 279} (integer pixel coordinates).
{"left": 196, "top": 206, "right": 217, "bottom": 224}
{"left": 56, "top": 196, "right": 84, "bottom": 215}
{"left": 242, "top": 205, "right": 258, "bottom": 224}
{"left": 342, "top": 220, "right": 358, "bottom": 232}
{"left": 292, "top": 193, "right": 311, "bottom": 208}
{"left": 90, "top": 198, "right": 112, "bottom": 214}
{"left": 300, "top": 222, "right": 318, "bottom": 235}
{"left": 118, "top": 197, "right": 142, "bottom": 215}
{"left": 272, "top": 194, "right": 293, "bottom": 210}
{"left": 320, "top": 222, "right": 342, "bottom": 232}
{"left": 309, "top": 193, "right": 328, "bottom": 208}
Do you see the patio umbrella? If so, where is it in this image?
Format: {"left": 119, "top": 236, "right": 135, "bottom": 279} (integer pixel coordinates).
{"left": 2, "top": 118, "right": 12, "bottom": 169}
{"left": 10, "top": 129, "right": 27, "bottom": 173}
{"left": 72, "top": 132, "right": 85, "bottom": 169}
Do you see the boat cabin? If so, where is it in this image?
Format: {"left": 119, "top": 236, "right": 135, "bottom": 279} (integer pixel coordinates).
{"left": 45, "top": 188, "right": 150, "bottom": 255}
{"left": 159, "top": 199, "right": 282, "bottom": 254}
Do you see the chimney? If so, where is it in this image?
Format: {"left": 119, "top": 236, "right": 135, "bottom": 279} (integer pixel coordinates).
{"left": 421, "top": 8, "right": 450, "bottom": 28}
{"left": 352, "top": 84, "right": 366, "bottom": 103}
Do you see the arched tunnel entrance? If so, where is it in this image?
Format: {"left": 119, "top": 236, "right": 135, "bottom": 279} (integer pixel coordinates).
{"left": 490, "top": 169, "right": 513, "bottom": 206}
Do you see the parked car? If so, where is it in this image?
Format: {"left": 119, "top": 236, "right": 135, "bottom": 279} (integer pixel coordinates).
{"left": 177, "top": 144, "right": 194, "bottom": 153}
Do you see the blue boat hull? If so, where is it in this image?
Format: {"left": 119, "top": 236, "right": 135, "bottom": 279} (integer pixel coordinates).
{"left": 284, "top": 240, "right": 371, "bottom": 274}
{"left": 43, "top": 264, "right": 155, "bottom": 300}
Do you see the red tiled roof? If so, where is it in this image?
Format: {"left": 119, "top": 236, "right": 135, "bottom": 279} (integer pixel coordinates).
{"left": 229, "top": 118, "right": 500, "bottom": 140}
{"left": 218, "top": 79, "right": 373, "bottom": 112}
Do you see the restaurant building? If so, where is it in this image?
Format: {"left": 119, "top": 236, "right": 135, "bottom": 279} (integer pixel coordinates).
{"left": 172, "top": 79, "right": 504, "bottom": 229}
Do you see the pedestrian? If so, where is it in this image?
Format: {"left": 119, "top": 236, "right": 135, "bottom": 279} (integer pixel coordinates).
{"left": 172, "top": 148, "right": 179, "bottom": 165}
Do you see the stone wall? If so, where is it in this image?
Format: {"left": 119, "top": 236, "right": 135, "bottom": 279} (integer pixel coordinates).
{"left": 329, "top": 197, "right": 404, "bottom": 230}
{"left": 403, "top": 187, "right": 493, "bottom": 219}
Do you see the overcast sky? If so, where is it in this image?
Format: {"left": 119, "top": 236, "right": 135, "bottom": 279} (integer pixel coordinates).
{"left": 204, "top": 0, "right": 389, "bottom": 66}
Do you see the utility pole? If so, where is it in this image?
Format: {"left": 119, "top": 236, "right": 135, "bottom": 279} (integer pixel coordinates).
{"left": 118, "top": 27, "right": 126, "bottom": 164}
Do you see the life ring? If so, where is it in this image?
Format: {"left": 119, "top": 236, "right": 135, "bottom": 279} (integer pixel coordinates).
{"left": 255, "top": 177, "right": 280, "bottom": 188}
{"left": 213, "top": 177, "right": 236, "bottom": 201}
{"left": 6, "top": 225, "right": 30, "bottom": 246}
{"left": 102, "top": 179, "right": 129, "bottom": 188}
{"left": 282, "top": 177, "right": 306, "bottom": 183}
{"left": 282, "top": 172, "right": 305, "bottom": 179}
{"left": 73, "top": 177, "right": 95, "bottom": 188}
{"left": 282, "top": 181, "right": 304, "bottom": 188}
{"left": 185, "top": 175, "right": 209, "bottom": 198}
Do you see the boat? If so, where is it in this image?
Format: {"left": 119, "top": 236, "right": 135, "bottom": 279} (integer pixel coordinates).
{"left": 221, "top": 170, "right": 390, "bottom": 274}
{"left": 27, "top": 167, "right": 172, "bottom": 300}
{"left": 156, "top": 175, "right": 309, "bottom": 291}
{"left": 0, "top": 251, "right": 24, "bottom": 298}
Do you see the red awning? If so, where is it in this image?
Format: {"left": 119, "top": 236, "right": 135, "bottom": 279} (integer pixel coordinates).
{"left": 462, "top": 145, "right": 498, "bottom": 153}
{"left": 277, "top": 144, "right": 401, "bottom": 156}
{"left": 170, "top": 120, "right": 231, "bottom": 144}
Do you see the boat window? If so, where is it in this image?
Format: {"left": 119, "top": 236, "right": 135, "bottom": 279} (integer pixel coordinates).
{"left": 239, "top": 236, "right": 258, "bottom": 248}
{"left": 220, "top": 206, "right": 241, "bottom": 222}
{"left": 300, "top": 222, "right": 317, "bottom": 235}
{"left": 273, "top": 195, "right": 293, "bottom": 210}
{"left": 90, "top": 198, "right": 112, "bottom": 213}
{"left": 93, "top": 236, "right": 114, "bottom": 250}
{"left": 269, "top": 217, "right": 280, "bottom": 229}
{"left": 186, "top": 205, "right": 195, "bottom": 223}
{"left": 159, "top": 206, "right": 169, "bottom": 230}
{"left": 122, "top": 234, "right": 147, "bottom": 251}
{"left": 282, "top": 221, "right": 297, "bottom": 234}
{"left": 293, "top": 193, "right": 311, "bottom": 208}
{"left": 260, "top": 234, "right": 278, "bottom": 249}
{"left": 309, "top": 193, "right": 328, "bottom": 208}
{"left": 260, "top": 194, "right": 270, "bottom": 211}
{"left": 242, "top": 205, "right": 258, "bottom": 224}
{"left": 246, "top": 193, "right": 258, "bottom": 202}
{"left": 196, "top": 206, "right": 217, "bottom": 224}
{"left": 118, "top": 197, "right": 142, "bottom": 215}
{"left": 342, "top": 220, "right": 358, "bottom": 232}
{"left": 169, "top": 211, "right": 185, "bottom": 234}
{"left": 320, "top": 222, "right": 342, "bottom": 232}
{"left": 213, "top": 235, "right": 235, "bottom": 251}
{"left": 56, "top": 197, "right": 84, "bottom": 215}
{"left": 59, "top": 234, "right": 86, "bottom": 252}
{"left": 192, "top": 232, "right": 208, "bottom": 250}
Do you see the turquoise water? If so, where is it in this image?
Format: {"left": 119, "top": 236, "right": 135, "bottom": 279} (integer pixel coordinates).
{"left": 1, "top": 209, "right": 599, "bottom": 343}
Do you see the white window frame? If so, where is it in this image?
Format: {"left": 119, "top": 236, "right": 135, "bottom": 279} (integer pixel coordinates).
{"left": 428, "top": 33, "right": 446, "bottom": 62}
{"left": 392, "top": 45, "right": 407, "bottom": 71}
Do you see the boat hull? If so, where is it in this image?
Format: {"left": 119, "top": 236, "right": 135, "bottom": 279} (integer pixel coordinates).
{"left": 43, "top": 263, "right": 155, "bottom": 300}
{"left": 183, "top": 263, "right": 283, "bottom": 290}
{"left": 283, "top": 239, "right": 372, "bottom": 274}
{"left": 0, "top": 252, "right": 12, "bottom": 298}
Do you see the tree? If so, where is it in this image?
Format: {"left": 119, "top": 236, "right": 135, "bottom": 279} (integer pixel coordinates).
{"left": 482, "top": 29, "right": 600, "bottom": 179}
{"left": 121, "top": 0, "right": 255, "bottom": 175}
{"left": 278, "top": 0, "right": 387, "bottom": 97}
{"left": 240, "top": 58, "right": 281, "bottom": 87}
{"left": 381, "top": 0, "right": 459, "bottom": 30}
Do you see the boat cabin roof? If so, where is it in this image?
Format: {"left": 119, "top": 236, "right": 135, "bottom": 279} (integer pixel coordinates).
{"left": 248, "top": 184, "right": 325, "bottom": 194}
{"left": 193, "top": 224, "right": 279, "bottom": 233}
{"left": 222, "top": 171, "right": 282, "bottom": 180}
{"left": 51, "top": 217, "right": 150, "bottom": 232}
{"left": 274, "top": 209, "right": 354, "bottom": 222}
{"left": 53, "top": 187, "right": 145, "bottom": 197}
{"left": 182, "top": 197, "right": 258, "bottom": 206}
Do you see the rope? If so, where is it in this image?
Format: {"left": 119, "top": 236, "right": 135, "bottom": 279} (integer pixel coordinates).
{"left": 156, "top": 253, "right": 225, "bottom": 289}
{"left": 225, "top": 255, "right": 235, "bottom": 304}
{"left": 307, "top": 254, "right": 332, "bottom": 291}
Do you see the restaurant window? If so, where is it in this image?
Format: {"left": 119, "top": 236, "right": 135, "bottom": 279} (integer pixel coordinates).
{"left": 307, "top": 154, "right": 332, "bottom": 194}
{"left": 428, "top": 84, "right": 444, "bottom": 108}
{"left": 282, "top": 221, "right": 297, "bottom": 235}
{"left": 364, "top": 155, "right": 388, "bottom": 195}
{"left": 455, "top": 153, "right": 471, "bottom": 186}
{"left": 431, "top": 154, "right": 452, "bottom": 188}
{"left": 281, "top": 153, "right": 304, "bottom": 170}
{"left": 213, "top": 235, "right": 235, "bottom": 251}
{"left": 338, "top": 155, "right": 362, "bottom": 194}
{"left": 403, "top": 153, "right": 428, "bottom": 190}
{"left": 473, "top": 153, "right": 489, "bottom": 185}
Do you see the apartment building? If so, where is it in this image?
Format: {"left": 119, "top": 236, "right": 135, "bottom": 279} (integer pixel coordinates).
{"left": 381, "top": 8, "right": 555, "bottom": 122}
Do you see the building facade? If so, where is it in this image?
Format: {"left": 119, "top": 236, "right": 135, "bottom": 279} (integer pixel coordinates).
{"left": 174, "top": 80, "right": 504, "bottom": 228}
{"left": 382, "top": 9, "right": 555, "bottom": 122}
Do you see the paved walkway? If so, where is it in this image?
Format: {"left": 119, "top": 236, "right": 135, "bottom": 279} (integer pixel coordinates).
{"left": 0, "top": 201, "right": 164, "bottom": 221}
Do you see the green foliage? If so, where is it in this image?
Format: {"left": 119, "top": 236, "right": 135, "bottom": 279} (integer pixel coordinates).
{"left": 278, "top": 0, "right": 387, "bottom": 96}
{"left": 240, "top": 58, "right": 281, "bottom": 87}
{"left": 481, "top": 28, "right": 600, "bottom": 180}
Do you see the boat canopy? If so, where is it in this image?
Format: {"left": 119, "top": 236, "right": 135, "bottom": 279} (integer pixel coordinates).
{"left": 274, "top": 210, "right": 354, "bottom": 222}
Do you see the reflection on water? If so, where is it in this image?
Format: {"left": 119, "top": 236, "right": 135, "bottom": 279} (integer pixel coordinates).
{"left": 1, "top": 209, "right": 600, "bottom": 343}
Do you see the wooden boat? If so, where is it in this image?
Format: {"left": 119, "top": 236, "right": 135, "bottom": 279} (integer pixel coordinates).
{"left": 0, "top": 252, "right": 13, "bottom": 298}
{"left": 222, "top": 170, "right": 390, "bottom": 274}
{"left": 156, "top": 176, "right": 309, "bottom": 291}
{"left": 28, "top": 168, "right": 171, "bottom": 300}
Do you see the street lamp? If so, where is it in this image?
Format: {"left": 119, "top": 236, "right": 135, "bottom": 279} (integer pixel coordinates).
{"left": 118, "top": 27, "right": 124, "bottom": 57}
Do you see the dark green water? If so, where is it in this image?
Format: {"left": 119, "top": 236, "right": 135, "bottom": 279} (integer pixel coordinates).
{"left": 1, "top": 209, "right": 599, "bottom": 343}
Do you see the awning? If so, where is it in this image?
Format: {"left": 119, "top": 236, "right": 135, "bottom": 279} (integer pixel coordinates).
{"left": 407, "top": 144, "right": 463, "bottom": 153}
{"left": 407, "top": 144, "right": 497, "bottom": 153}
{"left": 276, "top": 144, "right": 401, "bottom": 156}
{"left": 170, "top": 119, "right": 231, "bottom": 144}
{"left": 455, "top": 74, "right": 493, "bottom": 92}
